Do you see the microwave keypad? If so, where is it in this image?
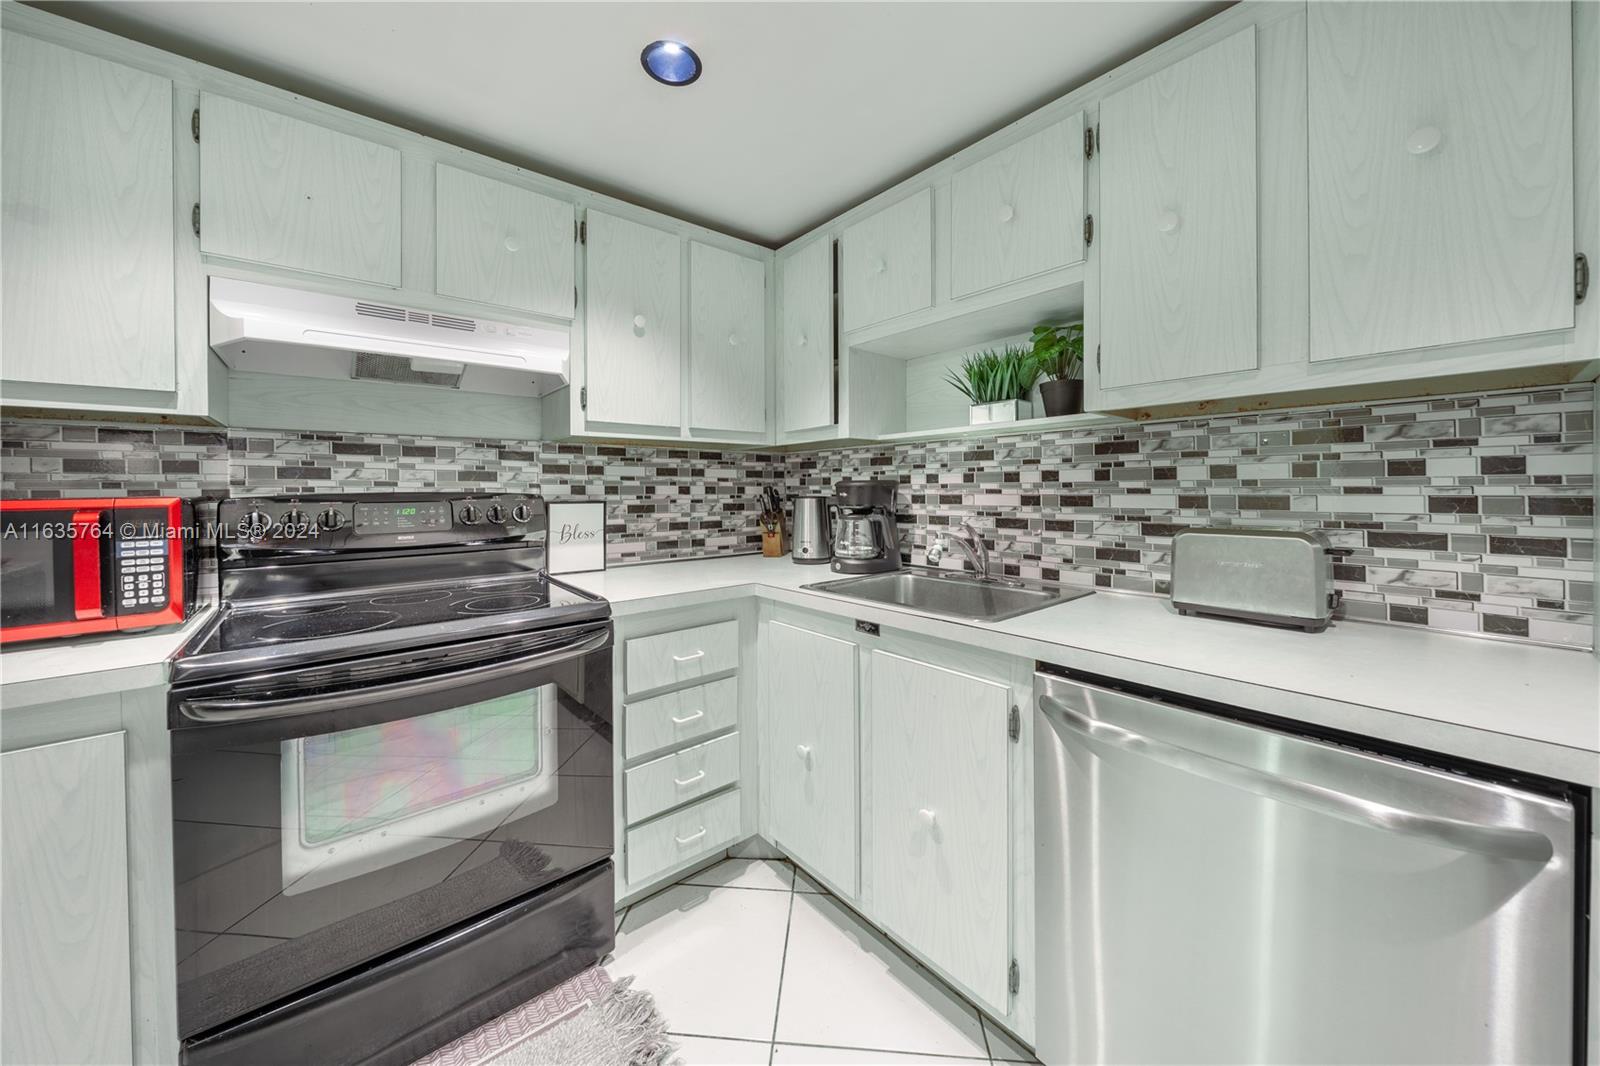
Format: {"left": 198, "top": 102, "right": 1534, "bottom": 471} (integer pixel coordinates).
{"left": 117, "top": 539, "right": 168, "bottom": 610}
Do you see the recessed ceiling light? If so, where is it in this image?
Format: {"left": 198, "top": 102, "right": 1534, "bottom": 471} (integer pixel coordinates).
{"left": 640, "top": 39, "right": 702, "bottom": 87}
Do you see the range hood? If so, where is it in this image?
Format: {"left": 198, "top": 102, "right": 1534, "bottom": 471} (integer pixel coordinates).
{"left": 208, "top": 278, "right": 570, "bottom": 397}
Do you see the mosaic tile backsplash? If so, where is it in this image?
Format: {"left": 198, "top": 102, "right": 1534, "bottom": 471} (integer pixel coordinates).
{"left": 3, "top": 382, "right": 1594, "bottom": 648}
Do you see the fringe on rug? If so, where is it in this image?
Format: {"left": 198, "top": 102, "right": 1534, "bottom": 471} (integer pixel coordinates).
{"left": 595, "top": 975, "right": 678, "bottom": 1066}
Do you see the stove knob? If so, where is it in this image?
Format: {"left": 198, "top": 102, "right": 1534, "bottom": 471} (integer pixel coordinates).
{"left": 485, "top": 504, "right": 507, "bottom": 524}
{"left": 240, "top": 510, "right": 273, "bottom": 542}
{"left": 511, "top": 502, "right": 534, "bottom": 524}
{"left": 459, "top": 503, "right": 483, "bottom": 525}
{"left": 280, "top": 510, "right": 310, "bottom": 537}
{"left": 318, "top": 508, "right": 346, "bottom": 532}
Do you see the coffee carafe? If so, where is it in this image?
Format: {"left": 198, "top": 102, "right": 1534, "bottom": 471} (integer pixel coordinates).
{"left": 830, "top": 479, "right": 900, "bottom": 574}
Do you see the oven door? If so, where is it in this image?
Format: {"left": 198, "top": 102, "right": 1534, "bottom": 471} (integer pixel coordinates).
{"left": 168, "top": 620, "right": 613, "bottom": 1042}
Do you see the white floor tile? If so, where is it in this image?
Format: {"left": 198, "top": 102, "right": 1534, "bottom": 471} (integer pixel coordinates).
{"left": 673, "top": 1034, "right": 774, "bottom": 1064}
{"left": 774, "top": 895, "right": 987, "bottom": 1059}
{"left": 772, "top": 1044, "right": 983, "bottom": 1064}
{"left": 614, "top": 882, "right": 791, "bottom": 1042}
{"left": 981, "top": 1018, "right": 1039, "bottom": 1063}
{"left": 683, "top": 857, "right": 794, "bottom": 892}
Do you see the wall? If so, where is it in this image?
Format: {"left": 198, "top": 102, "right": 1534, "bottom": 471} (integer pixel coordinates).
{"left": 3, "top": 382, "right": 1594, "bottom": 648}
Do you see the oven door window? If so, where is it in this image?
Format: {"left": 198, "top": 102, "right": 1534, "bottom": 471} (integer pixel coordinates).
{"left": 281, "top": 686, "right": 558, "bottom": 894}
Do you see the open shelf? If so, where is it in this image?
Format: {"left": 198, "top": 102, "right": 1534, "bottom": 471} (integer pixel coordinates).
{"left": 844, "top": 263, "right": 1085, "bottom": 360}
{"left": 873, "top": 410, "right": 1125, "bottom": 444}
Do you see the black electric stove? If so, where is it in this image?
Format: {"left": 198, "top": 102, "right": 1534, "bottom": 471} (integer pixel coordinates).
{"left": 168, "top": 492, "right": 615, "bottom": 1066}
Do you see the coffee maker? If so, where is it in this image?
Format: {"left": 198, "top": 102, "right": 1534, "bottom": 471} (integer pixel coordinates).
{"left": 830, "top": 479, "right": 900, "bottom": 574}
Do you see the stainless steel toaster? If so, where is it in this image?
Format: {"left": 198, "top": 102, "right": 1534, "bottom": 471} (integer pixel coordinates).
{"left": 1170, "top": 528, "right": 1343, "bottom": 631}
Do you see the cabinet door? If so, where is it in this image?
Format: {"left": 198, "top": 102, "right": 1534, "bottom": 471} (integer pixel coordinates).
{"left": 200, "top": 93, "right": 402, "bottom": 286}
{"left": 1100, "top": 28, "right": 1258, "bottom": 390}
{"left": 951, "top": 113, "right": 1085, "bottom": 298}
{"left": 1, "top": 733, "right": 132, "bottom": 1066}
{"left": 2, "top": 33, "right": 174, "bottom": 392}
{"left": 840, "top": 188, "right": 932, "bottom": 332}
{"left": 764, "top": 621, "right": 859, "bottom": 895}
{"left": 868, "top": 651, "right": 1009, "bottom": 1008}
{"left": 1308, "top": 2, "right": 1573, "bottom": 362}
{"left": 778, "top": 238, "right": 834, "bottom": 433}
{"left": 435, "top": 164, "right": 575, "bottom": 319}
{"left": 584, "top": 210, "right": 682, "bottom": 427}
{"left": 689, "top": 241, "right": 766, "bottom": 434}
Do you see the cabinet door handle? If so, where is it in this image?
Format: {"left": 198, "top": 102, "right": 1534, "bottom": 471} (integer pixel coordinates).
{"left": 917, "top": 808, "right": 938, "bottom": 828}
{"left": 672, "top": 650, "right": 705, "bottom": 663}
{"left": 728, "top": 332, "right": 740, "bottom": 347}
{"left": 674, "top": 770, "right": 707, "bottom": 788}
{"left": 1406, "top": 126, "right": 1443, "bottom": 156}
{"left": 503, "top": 233, "right": 521, "bottom": 252}
{"left": 633, "top": 314, "right": 648, "bottom": 330}
{"left": 671, "top": 709, "right": 705, "bottom": 726}
{"left": 1156, "top": 210, "right": 1180, "bottom": 234}
{"left": 873, "top": 258, "right": 887, "bottom": 274}
{"left": 997, "top": 203, "right": 1015, "bottom": 223}
{"left": 796, "top": 744, "right": 812, "bottom": 762}
{"left": 796, "top": 333, "right": 808, "bottom": 348}
{"left": 674, "top": 827, "right": 707, "bottom": 846}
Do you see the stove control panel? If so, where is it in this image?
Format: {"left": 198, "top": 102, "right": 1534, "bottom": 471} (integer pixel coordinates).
{"left": 220, "top": 494, "right": 545, "bottom": 549}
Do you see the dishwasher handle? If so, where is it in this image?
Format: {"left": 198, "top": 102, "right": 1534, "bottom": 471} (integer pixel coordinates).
{"left": 1039, "top": 693, "right": 1555, "bottom": 865}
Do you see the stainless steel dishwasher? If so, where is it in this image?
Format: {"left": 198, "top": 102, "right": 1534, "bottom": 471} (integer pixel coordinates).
{"left": 1035, "top": 670, "right": 1587, "bottom": 1066}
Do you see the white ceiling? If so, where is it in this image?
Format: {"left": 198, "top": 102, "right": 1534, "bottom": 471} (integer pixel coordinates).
{"left": 44, "top": 1, "right": 1225, "bottom": 247}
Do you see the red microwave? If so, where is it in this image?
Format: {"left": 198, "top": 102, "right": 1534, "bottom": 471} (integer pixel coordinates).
{"left": 0, "top": 497, "right": 194, "bottom": 645}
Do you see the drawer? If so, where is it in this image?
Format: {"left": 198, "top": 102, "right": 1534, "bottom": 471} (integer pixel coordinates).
{"left": 626, "top": 732, "right": 741, "bottom": 824}
{"left": 625, "top": 620, "right": 739, "bottom": 694}
{"left": 624, "top": 677, "right": 739, "bottom": 760}
{"left": 626, "top": 789, "right": 741, "bottom": 886}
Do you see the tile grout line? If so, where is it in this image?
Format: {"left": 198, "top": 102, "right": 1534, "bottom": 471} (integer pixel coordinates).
{"left": 767, "top": 866, "right": 799, "bottom": 1065}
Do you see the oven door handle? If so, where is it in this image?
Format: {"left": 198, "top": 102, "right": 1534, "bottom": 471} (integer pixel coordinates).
{"left": 71, "top": 509, "right": 108, "bottom": 620}
{"left": 177, "top": 627, "right": 610, "bottom": 724}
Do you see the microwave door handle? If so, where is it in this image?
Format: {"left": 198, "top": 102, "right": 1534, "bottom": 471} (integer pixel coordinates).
{"left": 179, "top": 627, "right": 609, "bottom": 724}
{"left": 1038, "top": 694, "right": 1554, "bottom": 865}
{"left": 71, "top": 509, "right": 107, "bottom": 620}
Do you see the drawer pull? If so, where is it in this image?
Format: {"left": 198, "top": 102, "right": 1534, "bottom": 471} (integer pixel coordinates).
{"left": 796, "top": 744, "right": 812, "bottom": 764}
{"left": 672, "top": 650, "right": 706, "bottom": 663}
{"left": 675, "top": 827, "right": 707, "bottom": 846}
{"left": 671, "top": 709, "right": 705, "bottom": 726}
{"left": 674, "top": 770, "right": 707, "bottom": 788}
{"left": 918, "top": 807, "right": 938, "bottom": 828}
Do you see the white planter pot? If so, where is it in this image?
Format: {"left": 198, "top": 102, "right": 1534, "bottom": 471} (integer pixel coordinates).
{"left": 968, "top": 399, "right": 1032, "bottom": 425}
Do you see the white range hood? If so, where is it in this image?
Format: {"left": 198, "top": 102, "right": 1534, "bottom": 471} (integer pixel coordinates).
{"left": 208, "top": 277, "right": 570, "bottom": 397}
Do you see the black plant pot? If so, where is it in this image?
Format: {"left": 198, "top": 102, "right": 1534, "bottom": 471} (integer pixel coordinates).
{"left": 1039, "top": 378, "right": 1084, "bottom": 417}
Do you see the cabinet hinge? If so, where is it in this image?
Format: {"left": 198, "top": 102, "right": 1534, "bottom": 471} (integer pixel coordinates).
{"left": 1083, "top": 125, "right": 1096, "bottom": 160}
{"left": 1577, "top": 253, "right": 1590, "bottom": 304}
{"left": 1083, "top": 214, "right": 1094, "bottom": 247}
{"left": 1009, "top": 959, "right": 1020, "bottom": 995}
{"left": 1008, "top": 704, "right": 1020, "bottom": 742}
{"left": 1096, "top": 344, "right": 1101, "bottom": 373}
{"left": 191, "top": 108, "right": 200, "bottom": 143}
{"left": 191, "top": 203, "right": 200, "bottom": 238}
{"left": 579, "top": 386, "right": 588, "bottom": 410}
{"left": 576, "top": 219, "right": 587, "bottom": 245}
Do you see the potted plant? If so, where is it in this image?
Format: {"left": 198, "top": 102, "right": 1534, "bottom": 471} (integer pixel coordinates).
{"left": 1030, "top": 321, "right": 1085, "bottom": 417}
{"left": 945, "top": 345, "right": 1039, "bottom": 425}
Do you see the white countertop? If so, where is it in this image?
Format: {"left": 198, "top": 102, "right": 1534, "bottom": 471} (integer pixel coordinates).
{"left": 562, "top": 554, "right": 1600, "bottom": 786}
{"left": 0, "top": 606, "right": 215, "bottom": 710}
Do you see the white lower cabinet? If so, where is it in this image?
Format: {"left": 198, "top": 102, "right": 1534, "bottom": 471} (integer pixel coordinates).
{"left": 867, "top": 650, "right": 1013, "bottom": 1009}
{"left": 1, "top": 732, "right": 133, "bottom": 1066}
{"left": 762, "top": 620, "right": 860, "bottom": 896}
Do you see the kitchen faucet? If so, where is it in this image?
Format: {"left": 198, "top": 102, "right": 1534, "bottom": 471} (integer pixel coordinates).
{"left": 926, "top": 520, "right": 992, "bottom": 581}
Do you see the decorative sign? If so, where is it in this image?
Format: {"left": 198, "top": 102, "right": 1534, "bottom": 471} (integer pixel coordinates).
{"left": 547, "top": 501, "right": 606, "bottom": 574}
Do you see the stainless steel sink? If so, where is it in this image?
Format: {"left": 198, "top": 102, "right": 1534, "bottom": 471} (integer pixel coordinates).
{"left": 803, "top": 567, "right": 1091, "bottom": 623}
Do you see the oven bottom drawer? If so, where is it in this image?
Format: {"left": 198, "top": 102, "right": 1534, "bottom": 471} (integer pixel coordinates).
{"left": 626, "top": 789, "right": 741, "bottom": 885}
{"left": 626, "top": 732, "right": 740, "bottom": 825}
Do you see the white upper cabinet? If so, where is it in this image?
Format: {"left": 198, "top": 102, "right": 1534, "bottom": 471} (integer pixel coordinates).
{"left": 689, "top": 241, "right": 766, "bottom": 435}
{"left": 1307, "top": 1, "right": 1574, "bottom": 363}
{"left": 434, "top": 164, "right": 575, "bottom": 319}
{"left": 1099, "top": 27, "right": 1259, "bottom": 391}
{"left": 2, "top": 32, "right": 174, "bottom": 393}
{"left": 584, "top": 210, "right": 682, "bottom": 428}
{"left": 841, "top": 188, "right": 933, "bottom": 332}
{"left": 199, "top": 93, "right": 403, "bottom": 287}
{"left": 950, "top": 113, "right": 1086, "bottom": 298}
{"left": 764, "top": 621, "right": 859, "bottom": 897}
{"left": 867, "top": 650, "right": 1011, "bottom": 1010}
{"left": 779, "top": 238, "right": 834, "bottom": 433}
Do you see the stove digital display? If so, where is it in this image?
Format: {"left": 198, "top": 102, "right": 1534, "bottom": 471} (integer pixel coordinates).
{"left": 353, "top": 501, "right": 452, "bottom": 534}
